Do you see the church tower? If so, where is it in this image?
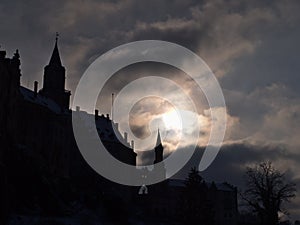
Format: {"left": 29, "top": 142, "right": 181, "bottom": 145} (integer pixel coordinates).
{"left": 39, "top": 34, "right": 71, "bottom": 110}
{"left": 153, "top": 129, "right": 166, "bottom": 181}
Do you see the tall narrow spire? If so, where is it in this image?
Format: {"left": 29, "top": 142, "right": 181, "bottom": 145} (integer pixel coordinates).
{"left": 48, "top": 32, "right": 62, "bottom": 66}
{"left": 154, "top": 129, "right": 164, "bottom": 164}
{"left": 156, "top": 128, "right": 162, "bottom": 146}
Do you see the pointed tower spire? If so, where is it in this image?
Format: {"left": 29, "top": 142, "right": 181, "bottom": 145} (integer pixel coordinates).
{"left": 154, "top": 128, "right": 164, "bottom": 164}
{"left": 153, "top": 128, "right": 166, "bottom": 180}
{"left": 48, "top": 32, "right": 62, "bottom": 66}
{"left": 156, "top": 128, "right": 162, "bottom": 146}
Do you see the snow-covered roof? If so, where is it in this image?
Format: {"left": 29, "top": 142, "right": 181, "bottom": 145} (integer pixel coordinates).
{"left": 95, "top": 115, "right": 128, "bottom": 144}
{"left": 19, "top": 86, "right": 65, "bottom": 114}
{"left": 73, "top": 110, "right": 131, "bottom": 146}
{"left": 20, "top": 86, "right": 131, "bottom": 146}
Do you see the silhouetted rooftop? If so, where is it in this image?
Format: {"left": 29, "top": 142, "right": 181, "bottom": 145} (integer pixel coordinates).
{"left": 168, "top": 179, "right": 236, "bottom": 191}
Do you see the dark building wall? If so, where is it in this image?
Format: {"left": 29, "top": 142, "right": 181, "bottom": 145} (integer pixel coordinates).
{"left": 0, "top": 49, "right": 22, "bottom": 222}
{"left": 0, "top": 50, "right": 21, "bottom": 141}
{"left": 0, "top": 46, "right": 139, "bottom": 218}
{"left": 209, "top": 184, "right": 239, "bottom": 225}
{"left": 14, "top": 100, "right": 72, "bottom": 177}
{"left": 0, "top": 44, "right": 137, "bottom": 185}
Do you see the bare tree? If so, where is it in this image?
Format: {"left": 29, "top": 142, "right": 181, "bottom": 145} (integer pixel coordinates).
{"left": 241, "top": 162, "right": 296, "bottom": 225}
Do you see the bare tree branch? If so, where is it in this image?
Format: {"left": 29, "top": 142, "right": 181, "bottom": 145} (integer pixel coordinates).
{"left": 240, "top": 162, "right": 296, "bottom": 225}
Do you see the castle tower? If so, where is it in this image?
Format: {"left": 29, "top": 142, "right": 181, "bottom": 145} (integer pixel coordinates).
{"left": 39, "top": 34, "right": 71, "bottom": 110}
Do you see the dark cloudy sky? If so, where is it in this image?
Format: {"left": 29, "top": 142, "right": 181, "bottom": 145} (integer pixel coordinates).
{"left": 1, "top": 0, "right": 300, "bottom": 220}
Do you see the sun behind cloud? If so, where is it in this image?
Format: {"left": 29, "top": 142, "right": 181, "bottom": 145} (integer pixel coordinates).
{"left": 162, "top": 109, "right": 182, "bottom": 131}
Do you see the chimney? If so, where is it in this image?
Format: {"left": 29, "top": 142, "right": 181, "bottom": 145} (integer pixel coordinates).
{"left": 34, "top": 81, "right": 38, "bottom": 97}
{"left": 95, "top": 109, "right": 99, "bottom": 120}
{"left": 0, "top": 50, "right": 6, "bottom": 60}
{"left": 76, "top": 106, "right": 80, "bottom": 112}
{"left": 124, "top": 132, "right": 128, "bottom": 143}
{"left": 131, "top": 140, "right": 134, "bottom": 149}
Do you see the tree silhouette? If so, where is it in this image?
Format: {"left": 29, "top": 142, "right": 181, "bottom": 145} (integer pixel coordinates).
{"left": 241, "top": 162, "right": 296, "bottom": 225}
{"left": 180, "top": 167, "right": 214, "bottom": 225}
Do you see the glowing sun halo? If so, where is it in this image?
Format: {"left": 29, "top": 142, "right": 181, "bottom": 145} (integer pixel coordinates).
{"left": 162, "top": 110, "right": 182, "bottom": 131}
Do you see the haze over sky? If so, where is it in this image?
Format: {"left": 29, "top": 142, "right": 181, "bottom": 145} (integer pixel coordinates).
{"left": 1, "top": 0, "right": 300, "bottom": 220}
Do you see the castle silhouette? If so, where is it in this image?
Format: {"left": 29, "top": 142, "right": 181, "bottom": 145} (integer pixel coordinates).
{"left": 0, "top": 36, "right": 238, "bottom": 225}
{"left": 0, "top": 35, "right": 154, "bottom": 173}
